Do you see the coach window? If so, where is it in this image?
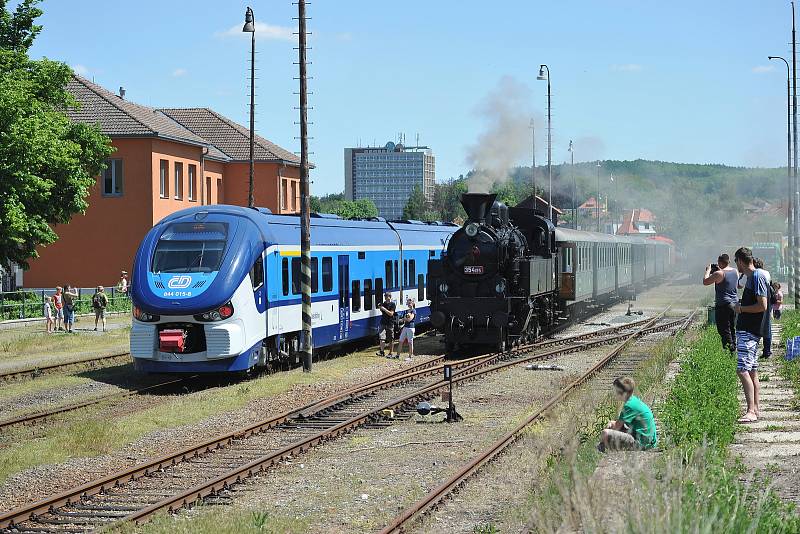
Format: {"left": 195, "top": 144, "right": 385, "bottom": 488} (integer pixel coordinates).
{"left": 281, "top": 258, "right": 289, "bottom": 296}
{"left": 351, "top": 280, "right": 361, "bottom": 312}
{"left": 385, "top": 261, "right": 393, "bottom": 288}
{"left": 358, "top": 251, "right": 366, "bottom": 260}
{"left": 409, "top": 260, "right": 416, "bottom": 284}
{"left": 291, "top": 258, "right": 301, "bottom": 295}
{"left": 375, "top": 278, "right": 384, "bottom": 308}
{"left": 250, "top": 255, "right": 264, "bottom": 290}
{"left": 417, "top": 274, "right": 425, "bottom": 301}
{"left": 394, "top": 261, "right": 399, "bottom": 289}
{"left": 311, "top": 257, "right": 319, "bottom": 294}
{"left": 322, "top": 257, "right": 333, "bottom": 292}
{"left": 403, "top": 260, "right": 408, "bottom": 287}
{"left": 364, "top": 279, "right": 373, "bottom": 310}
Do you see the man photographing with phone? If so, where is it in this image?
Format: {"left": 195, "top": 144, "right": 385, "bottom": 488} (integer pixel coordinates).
{"left": 703, "top": 253, "right": 738, "bottom": 353}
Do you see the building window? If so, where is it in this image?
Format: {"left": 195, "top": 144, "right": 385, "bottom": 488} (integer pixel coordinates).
{"left": 174, "top": 162, "right": 183, "bottom": 200}
{"left": 217, "top": 178, "right": 224, "bottom": 203}
{"left": 188, "top": 164, "right": 197, "bottom": 201}
{"left": 160, "top": 160, "right": 169, "bottom": 198}
{"left": 281, "top": 179, "right": 288, "bottom": 210}
{"left": 291, "top": 257, "right": 301, "bottom": 295}
{"left": 205, "top": 176, "right": 212, "bottom": 205}
{"left": 102, "top": 159, "right": 123, "bottom": 196}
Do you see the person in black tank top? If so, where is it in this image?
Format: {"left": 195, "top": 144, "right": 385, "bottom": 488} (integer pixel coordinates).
{"left": 702, "top": 253, "right": 738, "bottom": 352}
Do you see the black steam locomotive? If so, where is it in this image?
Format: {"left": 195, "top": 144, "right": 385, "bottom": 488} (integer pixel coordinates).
{"left": 428, "top": 192, "right": 559, "bottom": 352}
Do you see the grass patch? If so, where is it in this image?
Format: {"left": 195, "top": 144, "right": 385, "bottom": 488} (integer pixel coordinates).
{"left": 0, "top": 351, "right": 381, "bottom": 484}
{"left": 780, "top": 310, "right": 800, "bottom": 401}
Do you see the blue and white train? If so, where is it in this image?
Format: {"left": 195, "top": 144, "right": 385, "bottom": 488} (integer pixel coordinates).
{"left": 129, "top": 205, "right": 457, "bottom": 373}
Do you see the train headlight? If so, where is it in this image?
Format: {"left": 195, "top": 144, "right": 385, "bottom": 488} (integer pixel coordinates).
{"left": 465, "top": 223, "right": 479, "bottom": 237}
{"left": 195, "top": 302, "right": 235, "bottom": 322}
{"left": 495, "top": 280, "right": 506, "bottom": 294}
{"left": 439, "top": 282, "right": 448, "bottom": 294}
{"left": 133, "top": 306, "right": 160, "bottom": 322}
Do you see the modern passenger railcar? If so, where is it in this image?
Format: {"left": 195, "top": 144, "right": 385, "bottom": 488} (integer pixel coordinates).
{"left": 130, "top": 205, "right": 456, "bottom": 373}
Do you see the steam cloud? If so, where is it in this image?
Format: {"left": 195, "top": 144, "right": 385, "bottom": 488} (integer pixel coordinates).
{"left": 466, "top": 76, "right": 539, "bottom": 193}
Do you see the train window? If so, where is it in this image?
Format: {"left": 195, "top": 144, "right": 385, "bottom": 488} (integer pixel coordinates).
{"left": 351, "top": 280, "right": 361, "bottom": 312}
{"left": 409, "top": 260, "right": 416, "bottom": 283}
{"left": 291, "top": 258, "right": 301, "bottom": 295}
{"left": 364, "top": 279, "right": 373, "bottom": 310}
{"left": 358, "top": 251, "right": 366, "bottom": 260}
{"left": 375, "top": 278, "right": 384, "bottom": 308}
{"left": 385, "top": 261, "right": 393, "bottom": 288}
{"left": 403, "top": 260, "right": 408, "bottom": 287}
{"left": 281, "top": 258, "right": 289, "bottom": 296}
{"left": 418, "top": 274, "right": 425, "bottom": 301}
{"left": 322, "top": 257, "right": 333, "bottom": 292}
{"left": 429, "top": 250, "right": 435, "bottom": 258}
{"left": 250, "top": 255, "right": 264, "bottom": 290}
{"left": 311, "top": 257, "right": 319, "bottom": 294}
{"left": 394, "top": 260, "right": 399, "bottom": 289}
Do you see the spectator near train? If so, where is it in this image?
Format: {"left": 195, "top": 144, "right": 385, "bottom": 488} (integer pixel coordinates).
{"left": 598, "top": 377, "right": 658, "bottom": 452}
{"left": 377, "top": 292, "right": 396, "bottom": 358}
{"left": 398, "top": 298, "right": 416, "bottom": 362}
{"left": 753, "top": 258, "right": 774, "bottom": 359}
{"left": 733, "top": 247, "right": 770, "bottom": 423}
{"left": 52, "top": 286, "right": 64, "bottom": 331}
{"left": 703, "top": 253, "right": 738, "bottom": 353}
{"left": 44, "top": 296, "right": 54, "bottom": 334}
{"left": 117, "top": 271, "right": 129, "bottom": 297}
{"left": 772, "top": 282, "right": 784, "bottom": 320}
{"left": 62, "top": 284, "right": 78, "bottom": 333}
{"left": 92, "top": 286, "right": 109, "bottom": 332}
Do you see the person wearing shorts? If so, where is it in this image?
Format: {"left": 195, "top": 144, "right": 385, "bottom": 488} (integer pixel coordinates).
{"left": 52, "top": 287, "right": 64, "bottom": 331}
{"left": 734, "top": 247, "right": 769, "bottom": 423}
{"left": 62, "top": 284, "right": 78, "bottom": 333}
{"left": 92, "top": 286, "right": 109, "bottom": 332}
{"left": 598, "top": 377, "right": 657, "bottom": 452}
{"left": 377, "top": 292, "right": 396, "bottom": 358}
{"left": 44, "top": 296, "right": 54, "bottom": 333}
{"left": 398, "top": 298, "right": 416, "bottom": 362}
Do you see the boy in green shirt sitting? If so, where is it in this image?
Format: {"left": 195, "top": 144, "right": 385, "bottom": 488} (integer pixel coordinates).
{"left": 598, "top": 377, "right": 658, "bottom": 452}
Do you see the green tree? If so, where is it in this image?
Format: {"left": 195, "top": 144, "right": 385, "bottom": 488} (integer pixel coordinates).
{"left": 402, "top": 185, "right": 429, "bottom": 220}
{"left": 0, "top": 0, "right": 113, "bottom": 268}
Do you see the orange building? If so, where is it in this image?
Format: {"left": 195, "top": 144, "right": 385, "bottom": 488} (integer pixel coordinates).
{"left": 23, "top": 76, "right": 302, "bottom": 288}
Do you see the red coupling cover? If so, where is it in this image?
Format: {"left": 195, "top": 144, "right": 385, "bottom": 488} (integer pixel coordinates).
{"left": 159, "top": 329, "right": 186, "bottom": 353}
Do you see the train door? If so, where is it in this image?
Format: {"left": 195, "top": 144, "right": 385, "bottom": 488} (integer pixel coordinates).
{"left": 338, "top": 255, "right": 350, "bottom": 340}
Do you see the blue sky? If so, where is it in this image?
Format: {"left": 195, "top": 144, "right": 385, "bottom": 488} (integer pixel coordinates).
{"left": 28, "top": 1, "right": 792, "bottom": 195}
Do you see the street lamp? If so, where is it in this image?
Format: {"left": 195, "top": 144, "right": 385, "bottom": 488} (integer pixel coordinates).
{"left": 243, "top": 7, "right": 256, "bottom": 208}
{"left": 537, "top": 65, "right": 553, "bottom": 221}
{"left": 769, "top": 55, "right": 793, "bottom": 293}
{"left": 568, "top": 140, "right": 576, "bottom": 229}
{"left": 596, "top": 161, "right": 601, "bottom": 232}
{"left": 529, "top": 118, "right": 536, "bottom": 206}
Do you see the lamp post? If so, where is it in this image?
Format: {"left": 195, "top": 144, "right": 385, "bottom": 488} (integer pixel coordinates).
{"left": 569, "top": 140, "right": 576, "bottom": 229}
{"left": 537, "top": 65, "right": 552, "bottom": 220}
{"left": 769, "top": 55, "right": 793, "bottom": 294}
{"left": 530, "top": 118, "right": 536, "bottom": 206}
{"left": 242, "top": 7, "right": 256, "bottom": 208}
{"left": 596, "top": 161, "right": 601, "bottom": 232}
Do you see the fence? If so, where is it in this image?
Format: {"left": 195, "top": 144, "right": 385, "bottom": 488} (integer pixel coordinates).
{"left": 0, "top": 288, "right": 131, "bottom": 321}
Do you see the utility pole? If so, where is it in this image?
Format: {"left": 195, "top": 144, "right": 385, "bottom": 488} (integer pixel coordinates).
{"left": 298, "top": 0, "right": 313, "bottom": 371}
{"left": 537, "top": 65, "right": 553, "bottom": 220}
{"left": 793, "top": 2, "right": 800, "bottom": 308}
{"left": 569, "top": 140, "right": 576, "bottom": 229}
{"left": 596, "top": 162, "right": 601, "bottom": 232}
{"left": 770, "top": 55, "right": 793, "bottom": 297}
{"left": 530, "top": 118, "right": 536, "bottom": 205}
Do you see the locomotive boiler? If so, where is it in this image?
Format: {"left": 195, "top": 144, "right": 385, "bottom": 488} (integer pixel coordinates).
{"left": 428, "top": 192, "right": 559, "bottom": 352}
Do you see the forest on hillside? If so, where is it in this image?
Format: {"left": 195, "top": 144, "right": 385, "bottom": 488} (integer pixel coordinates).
{"left": 313, "top": 160, "right": 789, "bottom": 250}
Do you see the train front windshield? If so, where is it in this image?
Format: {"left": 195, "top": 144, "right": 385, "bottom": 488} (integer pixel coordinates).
{"left": 151, "top": 222, "right": 228, "bottom": 273}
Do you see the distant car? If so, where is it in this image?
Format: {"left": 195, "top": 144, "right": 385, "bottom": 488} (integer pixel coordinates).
{"left": 129, "top": 205, "right": 456, "bottom": 373}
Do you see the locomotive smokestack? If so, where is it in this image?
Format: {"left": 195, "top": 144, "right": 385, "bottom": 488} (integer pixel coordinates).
{"left": 461, "top": 193, "right": 498, "bottom": 223}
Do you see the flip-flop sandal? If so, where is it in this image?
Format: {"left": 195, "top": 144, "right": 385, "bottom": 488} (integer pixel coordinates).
{"left": 738, "top": 416, "right": 758, "bottom": 423}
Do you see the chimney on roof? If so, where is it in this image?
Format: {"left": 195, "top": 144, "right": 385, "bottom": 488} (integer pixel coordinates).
{"left": 118, "top": 87, "right": 126, "bottom": 99}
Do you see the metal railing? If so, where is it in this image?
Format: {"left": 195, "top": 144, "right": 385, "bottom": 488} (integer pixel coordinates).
{"left": 0, "top": 288, "right": 131, "bottom": 321}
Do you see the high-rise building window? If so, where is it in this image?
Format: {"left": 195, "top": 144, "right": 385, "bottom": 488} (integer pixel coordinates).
{"left": 102, "top": 159, "right": 123, "bottom": 196}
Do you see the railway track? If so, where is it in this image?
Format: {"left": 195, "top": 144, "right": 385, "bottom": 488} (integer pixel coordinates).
{"left": 0, "top": 313, "right": 687, "bottom": 532}
{"left": 379, "top": 309, "right": 697, "bottom": 534}
{"left": 0, "top": 352, "right": 130, "bottom": 383}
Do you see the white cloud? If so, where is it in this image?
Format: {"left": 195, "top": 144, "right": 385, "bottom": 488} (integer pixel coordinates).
{"left": 611, "top": 63, "right": 643, "bottom": 72}
{"left": 172, "top": 68, "right": 188, "bottom": 77}
{"left": 72, "top": 64, "right": 90, "bottom": 76}
{"left": 752, "top": 65, "right": 775, "bottom": 73}
{"left": 216, "top": 21, "right": 294, "bottom": 41}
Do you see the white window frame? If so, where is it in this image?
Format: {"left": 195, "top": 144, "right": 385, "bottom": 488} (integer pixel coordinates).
{"left": 102, "top": 159, "right": 123, "bottom": 197}
{"left": 174, "top": 162, "right": 183, "bottom": 200}
{"left": 188, "top": 164, "right": 197, "bottom": 201}
{"left": 159, "top": 160, "right": 168, "bottom": 198}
